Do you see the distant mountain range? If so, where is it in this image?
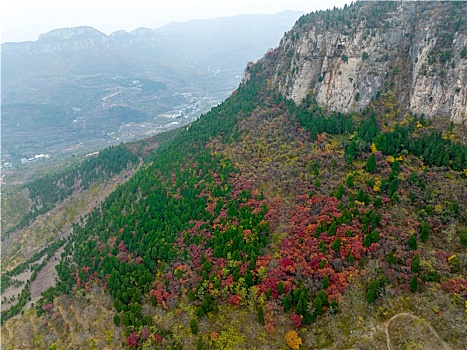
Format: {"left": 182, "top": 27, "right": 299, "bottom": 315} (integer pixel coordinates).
{"left": 1, "top": 11, "right": 303, "bottom": 161}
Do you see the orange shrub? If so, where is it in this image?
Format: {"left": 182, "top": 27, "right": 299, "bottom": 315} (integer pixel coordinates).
{"left": 285, "top": 330, "right": 302, "bottom": 349}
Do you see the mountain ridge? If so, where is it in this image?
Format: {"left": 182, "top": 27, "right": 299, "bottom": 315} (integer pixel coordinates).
{"left": 1, "top": 11, "right": 304, "bottom": 53}
{"left": 2, "top": 2, "right": 467, "bottom": 350}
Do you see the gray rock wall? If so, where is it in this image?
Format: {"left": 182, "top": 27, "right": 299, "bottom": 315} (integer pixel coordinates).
{"left": 273, "top": 2, "right": 467, "bottom": 123}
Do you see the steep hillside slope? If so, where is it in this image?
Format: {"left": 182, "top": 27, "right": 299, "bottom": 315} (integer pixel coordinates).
{"left": 270, "top": 2, "right": 467, "bottom": 123}
{"left": 2, "top": 2, "right": 467, "bottom": 350}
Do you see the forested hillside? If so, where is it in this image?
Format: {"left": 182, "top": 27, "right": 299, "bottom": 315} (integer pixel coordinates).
{"left": 2, "top": 2, "right": 467, "bottom": 350}
{"left": 2, "top": 145, "right": 139, "bottom": 239}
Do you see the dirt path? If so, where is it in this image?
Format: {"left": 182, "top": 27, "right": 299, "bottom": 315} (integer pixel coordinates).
{"left": 27, "top": 245, "right": 65, "bottom": 308}
{"left": 384, "top": 312, "right": 450, "bottom": 350}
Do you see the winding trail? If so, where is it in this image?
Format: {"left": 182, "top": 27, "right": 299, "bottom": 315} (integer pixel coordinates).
{"left": 384, "top": 312, "right": 450, "bottom": 350}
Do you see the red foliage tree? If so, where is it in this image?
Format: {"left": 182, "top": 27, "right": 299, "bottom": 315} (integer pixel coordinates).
{"left": 228, "top": 294, "right": 242, "bottom": 306}
{"left": 141, "top": 326, "right": 151, "bottom": 340}
{"left": 126, "top": 331, "right": 139, "bottom": 348}
{"left": 290, "top": 313, "right": 303, "bottom": 328}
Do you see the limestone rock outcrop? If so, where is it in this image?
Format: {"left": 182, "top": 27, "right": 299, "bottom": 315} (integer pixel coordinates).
{"left": 269, "top": 2, "right": 466, "bottom": 123}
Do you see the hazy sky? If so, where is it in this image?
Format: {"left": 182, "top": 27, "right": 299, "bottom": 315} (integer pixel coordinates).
{"left": 1, "top": 0, "right": 351, "bottom": 43}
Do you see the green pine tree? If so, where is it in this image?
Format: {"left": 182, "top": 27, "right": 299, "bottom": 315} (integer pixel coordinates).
{"left": 366, "top": 153, "right": 377, "bottom": 173}
{"left": 296, "top": 291, "right": 308, "bottom": 316}
{"left": 409, "top": 274, "right": 418, "bottom": 292}
{"left": 346, "top": 175, "right": 354, "bottom": 188}
{"left": 387, "top": 251, "right": 397, "bottom": 265}
{"left": 277, "top": 281, "right": 285, "bottom": 295}
{"left": 113, "top": 314, "right": 121, "bottom": 327}
{"left": 407, "top": 234, "right": 418, "bottom": 250}
{"left": 322, "top": 275, "right": 330, "bottom": 289}
{"left": 282, "top": 293, "right": 292, "bottom": 311}
{"left": 356, "top": 189, "right": 365, "bottom": 202}
{"left": 190, "top": 318, "right": 199, "bottom": 335}
{"left": 311, "top": 126, "right": 318, "bottom": 142}
{"left": 331, "top": 238, "right": 340, "bottom": 253}
{"left": 257, "top": 306, "right": 265, "bottom": 325}
{"left": 335, "top": 184, "right": 345, "bottom": 199}
{"left": 419, "top": 221, "right": 430, "bottom": 243}
{"left": 328, "top": 221, "right": 337, "bottom": 236}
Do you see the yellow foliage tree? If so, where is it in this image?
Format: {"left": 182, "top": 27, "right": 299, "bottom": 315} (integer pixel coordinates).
{"left": 373, "top": 179, "right": 382, "bottom": 192}
{"left": 285, "top": 330, "right": 302, "bottom": 350}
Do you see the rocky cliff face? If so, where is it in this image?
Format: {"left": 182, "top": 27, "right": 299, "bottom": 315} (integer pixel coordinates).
{"left": 269, "top": 2, "right": 467, "bottom": 123}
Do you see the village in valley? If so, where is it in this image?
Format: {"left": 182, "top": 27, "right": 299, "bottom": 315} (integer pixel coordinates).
{"left": 1, "top": 86, "right": 222, "bottom": 174}
{"left": 1, "top": 153, "right": 52, "bottom": 169}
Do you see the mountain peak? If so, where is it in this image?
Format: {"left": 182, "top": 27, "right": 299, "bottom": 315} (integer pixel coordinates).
{"left": 38, "top": 26, "right": 107, "bottom": 41}
{"left": 109, "top": 29, "right": 130, "bottom": 37}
